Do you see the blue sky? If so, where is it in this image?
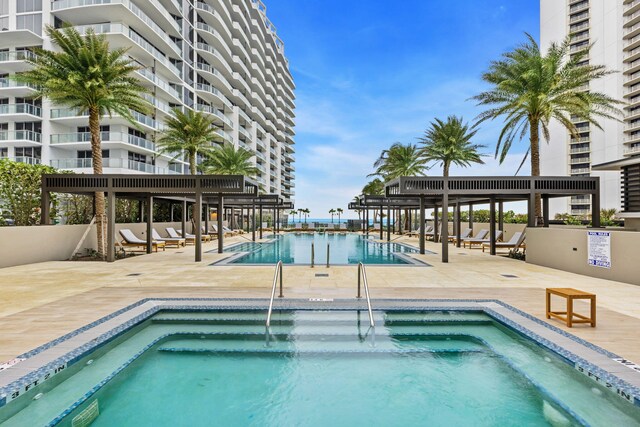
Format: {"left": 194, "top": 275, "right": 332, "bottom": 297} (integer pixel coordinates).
{"left": 266, "top": 0, "right": 540, "bottom": 218}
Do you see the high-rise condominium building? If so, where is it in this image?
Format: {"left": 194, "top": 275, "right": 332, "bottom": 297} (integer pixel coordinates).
{"left": 540, "top": 0, "right": 637, "bottom": 217}
{"left": 0, "top": 0, "right": 295, "bottom": 201}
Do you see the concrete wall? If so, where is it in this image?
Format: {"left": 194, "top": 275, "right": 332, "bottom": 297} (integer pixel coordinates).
{"left": 0, "top": 222, "right": 183, "bottom": 268}
{"left": 427, "top": 221, "right": 527, "bottom": 242}
{"left": 526, "top": 228, "right": 640, "bottom": 286}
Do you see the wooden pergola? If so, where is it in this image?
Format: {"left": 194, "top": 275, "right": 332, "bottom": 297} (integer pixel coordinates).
{"left": 39, "top": 174, "right": 287, "bottom": 262}
{"left": 350, "top": 176, "right": 601, "bottom": 263}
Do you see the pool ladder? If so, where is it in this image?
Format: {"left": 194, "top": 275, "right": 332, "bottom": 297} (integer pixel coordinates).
{"left": 310, "top": 242, "right": 330, "bottom": 268}
{"left": 357, "top": 262, "right": 375, "bottom": 328}
{"left": 265, "top": 260, "right": 283, "bottom": 328}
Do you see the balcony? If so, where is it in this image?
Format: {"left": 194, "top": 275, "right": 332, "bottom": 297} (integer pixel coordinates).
{"left": 13, "top": 156, "right": 41, "bottom": 165}
{"left": 0, "top": 130, "right": 42, "bottom": 147}
{"left": 0, "top": 50, "right": 36, "bottom": 73}
{"left": 238, "top": 125, "right": 251, "bottom": 139}
{"left": 624, "top": 145, "right": 640, "bottom": 155}
{"left": 50, "top": 108, "right": 160, "bottom": 131}
{"left": 195, "top": 104, "right": 233, "bottom": 128}
{"left": 195, "top": 82, "right": 233, "bottom": 109}
{"left": 569, "top": 157, "right": 591, "bottom": 165}
{"left": 0, "top": 103, "right": 42, "bottom": 121}
{"left": 50, "top": 132, "right": 156, "bottom": 152}
{"left": 571, "top": 197, "right": 591, "bottom": 205}
{"left": 570, "top": 167, "right": 591, "bottom": 174}
{"left": 0, "top": 78, "right": 37, "bottom": 97}
{"left": 570, "top": 146, "right": 590, "bottom": 154}
{"left": 50, "top": 157, "right": 169, "bottom": 173}
{"left": 0, "top": 29, "right": 42, "bottom": 50}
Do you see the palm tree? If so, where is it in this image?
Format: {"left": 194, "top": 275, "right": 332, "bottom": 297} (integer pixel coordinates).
{"left": 16, "top": 25, "right": 150, "bottom": 259}
{"left": 329, "top": 208, "right": 336, "bottom": 223}
{"left": 369, "top": 143, "right": 428, "bottom": 180}
{"left": 200, "top": 143, "right": 259, "bottom": 177}
{"left": 157, "top": 108, "right": 222, "bottom": 174}
{"left": 472, "top": 33, "right": 623, "bottom": 221}
{"left": 337, "top": 208, "right": 344, "bottom": 223}
{"left": 419, "top": 116, "right": 485, "bottom": 176}
{"left": 297, "top": 208, "right": 304, "bottom": 223}
{"left": 362, "top": 178, "right": 385, "bottom": 196}
{"left": 289, "top": 210, "right": 297, "bottom": 224}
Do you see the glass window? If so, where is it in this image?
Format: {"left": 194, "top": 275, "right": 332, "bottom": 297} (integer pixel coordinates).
{"left": 0, "top": 0, "right": 8, "bottom": 16}
{"left": 17, "top": 14, "right": 42, "bottom": 36}
{"left": 17, "top": 0, "right": 42, "bottom": 13}
{"left": 0, "top": 147, "right": 7, "bottom": 158}
{"left": 15, "top": 147, "right": 40, "bottom": 158}
{"left": 77, "top": 150, "right": 109, "bottom": 159}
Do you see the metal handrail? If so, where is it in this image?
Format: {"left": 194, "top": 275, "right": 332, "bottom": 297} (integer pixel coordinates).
{"left": 266, "top": 260, "right": 283, "bottom": 327}
{"left": 326, "top": 243, "right": 330, "bottom": 268}
{"left": 356, "top": 262, "right": 375, "bottom": 328}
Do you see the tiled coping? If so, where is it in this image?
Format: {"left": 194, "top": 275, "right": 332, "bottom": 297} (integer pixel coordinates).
{"left": 0, "top": 298, "right": 639, "bottom": 415}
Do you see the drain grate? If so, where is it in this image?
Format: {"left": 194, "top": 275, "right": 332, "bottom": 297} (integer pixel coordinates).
{"left": 126, "top": 273, "right": 142, "bottom": 277}
{"left": 501, "top": 274, "right": 519, "bottom": 278}
{"left": 315, "top": 273, "right": 329, "bottom": 277}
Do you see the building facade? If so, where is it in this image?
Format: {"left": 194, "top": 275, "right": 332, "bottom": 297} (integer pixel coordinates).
{"left": 540, "top": 0, "right": 637, "bottom": 217}
{"left": 0, "top": 0, "right": 295, "bottom": 201}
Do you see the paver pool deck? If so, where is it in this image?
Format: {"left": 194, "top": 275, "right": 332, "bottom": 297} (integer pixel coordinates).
{"left": 1, "top": 233, "right": 639, "bottom": 364}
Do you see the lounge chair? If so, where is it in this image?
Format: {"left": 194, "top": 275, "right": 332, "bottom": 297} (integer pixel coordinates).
{"left": 482, "top": 231, "right": 526, "bottom": 253}
{"left": 211, "top": 224, "right": 233, "bottom": 237}
{"left": 294, "top": 223, "right": 303, "bottom": 231}
{"left": 370, "top": 222, "right": 381, "bottom": 231}
{"left": 449, "top": 228, "right": 473, "bottom": 244}
{"left": 201, "top": 225, "right": 218, "bottom": 238}
{"left": 177, "top": 229, "right": 212, "bottom": 242}
{"left": 166, "top": 227, "right": 195, "bottom": 244}
{"left": 339, "top": 223, "right": 348, "bottom": 232}
{"left": 119, "top": 229, "right": 165, "bottom": 252}
{"left": 152, "top": 229, "right": 186, "bottom": 248}
{"left": 408, "top": 225, "right": 433, "bottom": 237}
{"left": 464, "top": 230, "right": 503, "bottom": 249}
{"left": 461, "top": 229, "right": 488, "bottom": 247}
{"left": 307, "top": 223, "right": 316, "bottom": 231}
{"left": 259, "top": 222, "right": 273, "bottom": 232}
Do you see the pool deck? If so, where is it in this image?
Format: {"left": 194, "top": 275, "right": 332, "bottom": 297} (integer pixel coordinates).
{"left": 1, "top": 232, "right": 639, "bottom": 365}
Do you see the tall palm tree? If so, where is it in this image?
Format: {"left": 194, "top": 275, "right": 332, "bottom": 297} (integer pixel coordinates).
{"left": 16, "top": 25, "right": 150, "bottom": 259}
{"left": 362, "top": 178, "right": 385, "bottom": 196}
{"left": 200, "top": 143, "right": 259, "bottom": 177}
{"left": 297, "top": 208, "right": 304, "bottom": 223}
{"left": 329, "top": 208, "right": 336, "bottom": 223}
{"left": 289, "top": 210, "right": 297, "bottom": 224}
{"left": 419, "top": 116, "right": 485, "bottom": 176}
{"left": 369, "top": 143, "right": 428, "bottom": 180}
{"left": 303, "top": 208, "right": 310, "bottom": 223}
{"left": 336, "top": 208, "right": 344, "bottom": 222}
{"left": 472, "top": 33, "right": 623, "bottom": 221}
{"left": 157, "top": 108, "right": 221, "bottom": 174}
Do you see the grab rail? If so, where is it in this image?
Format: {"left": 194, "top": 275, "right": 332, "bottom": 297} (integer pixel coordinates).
{"left": 356, "top": 262, "right": 375, "bottom": 328}
{"left": 266, "top": 260, "right": 283, "bottom": 328}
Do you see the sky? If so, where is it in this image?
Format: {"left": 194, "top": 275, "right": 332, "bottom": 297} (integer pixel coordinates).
{"left": 265, "top": 0, "right": 540, "bottom": 218}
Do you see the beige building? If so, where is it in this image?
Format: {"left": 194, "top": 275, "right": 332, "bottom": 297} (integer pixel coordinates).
{"left": 539, "top": 0, "right": 638, "bottom": 217}
{"left": 0, "top": 0, "right": 295, "bottom": 201}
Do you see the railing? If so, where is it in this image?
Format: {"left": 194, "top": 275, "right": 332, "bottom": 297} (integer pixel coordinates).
{"left": 326, "top": 243, "right": 330, "bottom": 268}
{"left": 356, "top": 262, "right": 375, "bottom": 328}
{"left": 265, "top": 260, "right": 283, "bottom": 328}
{"left": 311, "top": 242, "right": 315, "bottom": 268}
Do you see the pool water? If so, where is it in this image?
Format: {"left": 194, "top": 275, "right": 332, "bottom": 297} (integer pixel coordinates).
{"left": 2, "top": 310, "right": 639, "bottom": 426}
{"left": 222, "top": 233, "right": 422, "bottom": 265}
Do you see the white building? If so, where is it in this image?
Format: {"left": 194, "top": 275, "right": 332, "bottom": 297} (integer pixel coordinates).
{"left": 540, "top": 0, "right": 636, "bottom": 217}
{"left": 0, "top": 0, "right": 295, "bottom": 201}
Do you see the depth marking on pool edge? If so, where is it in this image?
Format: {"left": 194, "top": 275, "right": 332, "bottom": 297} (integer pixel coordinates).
{"left": 315, "top": 273, "right": 329, "bottom": 277}
{"left": 309, "top": 298, "right": 334, "bottom": 302}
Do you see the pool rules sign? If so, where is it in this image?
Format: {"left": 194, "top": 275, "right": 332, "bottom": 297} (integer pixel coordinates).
{"left": 587, "top": 231, "right": 611, "bottom": 269}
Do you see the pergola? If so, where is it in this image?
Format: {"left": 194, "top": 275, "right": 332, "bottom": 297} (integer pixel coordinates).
{"left": 351, "top": 176, "right": 601, "bottom": 263}
{"left": 40, "top": 174, "right": 292, "bottom": 262}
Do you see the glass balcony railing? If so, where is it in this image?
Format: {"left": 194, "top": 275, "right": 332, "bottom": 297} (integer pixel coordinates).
{"left": 0, "top": 103, "right": 42, "bottom": 117}
{"left": 50, "top": 132, "right": 155, "bottom": 151}
{"left": 0, "top": 50, "right": 36, "bottom": 62}
{"left": 0, "top": 130, "right": 41, "bottom": 143}
{"left": 0, "top": 78, "right": 37, "bottom": 90}
{"left": 50, "top": 157, "right": 166, "bottom": 173}
{"left": 50, "top": 108, "right": 160, "bottom": 130}
{"left": 14, "top": 156, "right": 41, "bottom": 165}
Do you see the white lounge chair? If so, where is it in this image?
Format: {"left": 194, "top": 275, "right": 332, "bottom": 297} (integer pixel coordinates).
{"left": 449, "top": 228, "right": 473, "bottom": 243}
{"left": 461, "top": 229, "right": 488, "bottom": 247}
{"left": 464, "top": 230, "right": 503, "bottom": 249}
{"left": 166, "top": 227, "right": 195, "bottom": 244}
{"left": 408, "top": 225, "right": 432, "bottom": 237}
{"left": 119, "top": 229, "right": 165, "bottom": 252}
{"left": 211, "top": 224, "right": 233, "bottom": 237}
{"left": 339, "top": 223, "right": 348, "bottom": 232}
{"left": 482, "top": 231, "right": 526, "bottom": 253}
{"left": 152, "top": 229, "right": 185, "bottom": 248}
{"left": 177, "top": 229, "right": 212, "bottom": 242}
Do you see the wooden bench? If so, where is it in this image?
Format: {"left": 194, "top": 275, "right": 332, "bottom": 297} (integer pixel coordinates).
{"left": 546, "top": 288, "right": 596, "bottom": 327}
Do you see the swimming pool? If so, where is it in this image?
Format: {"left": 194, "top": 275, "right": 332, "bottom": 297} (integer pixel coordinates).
{"left": 1, "top": 300, "right": 639, "bottom": 426}
{"left": 217, "top": 233, "right": 424, "bottom": 265}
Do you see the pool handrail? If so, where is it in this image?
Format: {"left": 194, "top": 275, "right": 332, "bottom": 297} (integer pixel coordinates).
{"left": 311, "top": 242, "right": 315, "bottom": 268}
{"left": 356, "top": 262, "right": 375, "bottom": 328}
{"left": 266, "top": 260, "right": 284, "bottom": 328}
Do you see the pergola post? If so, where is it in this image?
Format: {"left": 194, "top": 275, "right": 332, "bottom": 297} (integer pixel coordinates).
{"left": 170, "top": 203, "right": 174, "bottom": 222}
{"left": 138, "top": 200, "right": 144, "bottom": 223}
{"left": 591, "top": 187, "right": 601, "bottom": 228}
{"left": 252, "top": 200, "right": 256, "bottom": 241}
{"left": 379, "top": 204, "right": 383, "bottom": 240}
{"left": 527, "top": 192, "right": 536, "bottom": 227}
{"left": 441, "top": 193, "right": 449, "bottom": 263}
{"left": 434, "top": 206, "right": 439, "bottom": 243}
{"left": 107, "top": 191, "right": 116, "bottom": 263}
{"left": 276, "top": 208, "right": 280, "bottom": 234}
{"left": 195, "top": 192, "right": 202, "bottom": 262}
{"left": 259, "top": 205, "right": 263, "bottom": 239}
{"left": 205, "top": 203, "right": 209, "bottom": 235}
{"left": 40, "top": 189, "right": 50, "bottom": 225}
{"left": 365, "top": 208, "right": 369, "bottom": 235}
{"left": 489, "top": 196, "right": 496, "bottom": 256}
{"left": 498, "top": 201, "right": 504, "bottom": 233}
{"left": 386, "top": 201, "right": 391, "bottom": 241}
{"left": 181, "top": 199, "right": 187, "bottom": 238}
{"left": 468, "top": 204, "right": 473, "bottom": 230}
{"left": 146, "top": 195, "right": 153, "bottom": 254}
{"left": 455, "top": 202, "right": 461, "bottom": 248}
{"left": 542, "top": 196, "right": 550, "bottom": 228}
{"left": 419, "top": 196, "right": 425, "bottom": 254}
{"left": 217, "top": 195, "right": 224, "bottom": 254}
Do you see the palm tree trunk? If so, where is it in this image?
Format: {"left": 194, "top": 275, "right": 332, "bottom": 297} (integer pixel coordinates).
{"left": 189, "top": 150, "right": 197, "bottom": 175}
{"left": 89, "top": 106, "right": 106, "bottom": 259}
{"left": 530, "top": 117, "right": 541, "bottom": 224}
{"left": 443, "top": 162, "right": 450, "bottom": 177}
